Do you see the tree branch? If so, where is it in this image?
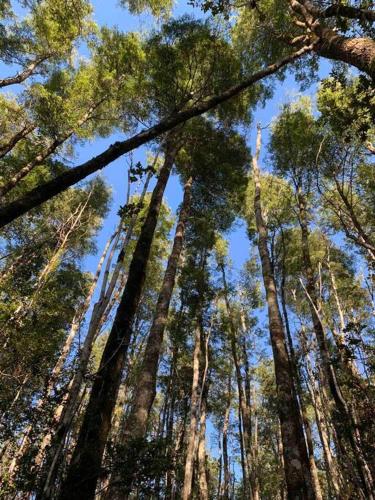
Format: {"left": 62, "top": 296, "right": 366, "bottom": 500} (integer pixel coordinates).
{"left": 0, "top": 44, "right": 314, "bottom": 229}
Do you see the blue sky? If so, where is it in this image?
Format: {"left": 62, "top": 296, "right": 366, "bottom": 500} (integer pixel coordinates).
{"left": 2, "top": 0, "right": 339, "bottom": 478}
{"left": 76, "top": 1, "right": 333, "bottom": 468}
{"left": 81, "top": 0, "right": 332, "bottom": 280}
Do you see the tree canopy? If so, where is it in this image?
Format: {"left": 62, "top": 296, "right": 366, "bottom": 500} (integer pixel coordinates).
{"left": 0, "top": 0, "right": 374, "bottom": 499}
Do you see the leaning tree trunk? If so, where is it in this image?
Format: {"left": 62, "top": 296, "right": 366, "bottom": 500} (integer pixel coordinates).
{"left": 0, "top": 122, "right": 36, "bottom": 160}
{"left": 0, "top": 100, "right": 105, "bottom": 199}
{"left": 0, "top": 44, "right": 313, "bottom": 230}
{"left": 288, "top": 0, "right": 375, "bottom": 78}
{"left": 252, "top": 125, "right": 314, "bottom": 499}
{"left": 296, "top": 187, "right": 374, "bottom": 498}
{"left": 315, "top": 30, "right": 375, "bottom": 79}
{"left": 58, "top": 139, "right": 178, "bottom": 500}
{"left": 6, "top": 224, "right": 114, "bottom": 485}
{"left": 121, "top": 176, "right": 192, "bottom": 439}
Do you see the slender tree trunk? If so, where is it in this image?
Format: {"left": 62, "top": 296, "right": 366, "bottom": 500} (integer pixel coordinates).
{"left": 279, "top": 251, "right": 323, "bottom": 500}
{"left": 123, "top": 176, "right": 192, "bottom": 440}
{"left": 222, "top": 371, "right": 231, "bottom": 500}
{"left": 58, "top": 141, "right": 177, "bottom": 500}
{"left": 252, "top": 125, "right": 313, "bottom": 499}
{"left": 221, "top": 264, "right": 252, "bottom": 497}
{"left": 0, "top": 101, "right": 105, "bottom": 198}
{"left": 299, "top": 328, "right": 343, "bottom": 498}
{"left": 327, "top": 254, "right": 368, "bottom": 388}
{"left": 240, "top": 315, "right": 261, "bottom": 500}
{"left": 106, "top": 176, "right": 192, "bottom": 498}
{"left": 7, "top": 226, "right": 114, "bottom": 484}
{"left": 0, "top": 123, "right": 36, "bottom": 159}
{"left": 0, "top": 44, "right": 313, "bottom": 230}
{"left": 165, "top": 348, "right": 179, "bottom": 500}
{"left": 251, "top": 386, "right": 260, "bottom": 500}
{"left": 333, "top": 178, "right": 375, "bottom": 261}
{"left": 197, "top": 389, "right": 209, "bottom": 500}
{"left": 296, "top": 187, "right": 374, "bottom": 498}
{"left": 0, "top": 55, "right": 50, "bottom": 88}
{"left": 182, "top": 320, "right": 202, "bottom": 500}
{"left": 170, "top": 395, "right": 189, "bottom": 500}
{"left": 36, "top": 168, "right": 155, "bottom": 498}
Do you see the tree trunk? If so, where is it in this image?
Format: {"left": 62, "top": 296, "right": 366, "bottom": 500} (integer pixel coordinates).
{"left": 0, "top": 54, "right": 50, "bottom": 88}
{"left": 6, "top": 225, "right": 114, "bottom": 485}
{"left": 289, "top": 0, "right": 375, "bottom": 78}
{"left": 299, "top": 328, "right": 343, "bottom": 498}
{"left": 279, "top": 248, "right": 323, "bottom": 500}
{"left": 296, "top": 187, "right": 374, "bottom": 498}
{"left": 222, "top": 371, "right": 231, "bottom": 500}
{"left": 106, "top": 178, "right": 192, "bottom": 497}
{"left": 240, "top": 315, "right": 261, "bottom": 500}
{"left": 315, "top": 30, "right": 375, "bottom": 80}
{"left": 251, "top": 387, "right": 260, "bottom": 500}
{"left": 197, "top": 389, "right": 209, "bottom": 500}
{"left": 220, "top": 264, "right": 252, "bottom": 498}
{"left": 182, "top": 320, "right": 202, "bottom": 500}
{"left": 36, "top": 167, "right": 155, "bottom": 498}
{"left": 0, "top": 101, "right": 105, "bottom": 199}
{"left": 252, "top": 125, "right": 314, "bottom": 499}
{"left": 333, "top": 178, "right": 375, "bottom": 261}
{"left": 122, "top": 176, "right": 192, "bottom": 440}
{"left": 58, "top": 141, "right": 177, "bottom": 500}
{"left": 0, "top": 44, "right": 313, "bottom": 229}
{"left": 0, "top": 123, "right": 36, "bottom": 159}
{"left": 327, "top": 255, "right": 368, "bottom": 388}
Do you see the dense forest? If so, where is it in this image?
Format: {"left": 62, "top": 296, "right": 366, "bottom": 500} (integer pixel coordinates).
{"left": 0, "top": 0, "right": 374, "bottom": 499}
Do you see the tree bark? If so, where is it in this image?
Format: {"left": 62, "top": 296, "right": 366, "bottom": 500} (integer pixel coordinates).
{"left": 107, "top": 176, "right": 192, "bottom": 498}
{"left": 197, "top": 388, "right": 209, "bottom": 500}
{"left": 0, "top": 45, "right": 313, "bottom": 229}
{"left": 122, "top": 176, "right": 192, "bottom": 441}
{"left": 279, "top": 247, "right": 323, "bottom": 500}
{"left": 6, "top": 226, "right": 114, "bottom": 485}
{"left": 299, "top": 328, "right": 343, "bottom": 498}
{"left": 222, "top": 371, "right": 231, "bottom": 500}
{"left": 0, "top": 100, "right": 105, "bottom": 199}
{"left": 252, "top": 125, "right": 314, "bottom": 499}
{"left": 0, "top": 123, "right": 36, "bottom": 159}
{"left": 315, "top": 31, "right": 375, "bottom": 79}
{"left": 0, "top": 55, "right": 50, "bottom": 88}
{"left": 37, "top": 164, "right": 155, "bottom": 497}
{"left": 333, "top": 178, "right": 375, "bottom": 261}
{"left": 58, "top": 141, "right": 177, "bottom": 500}
{"left": 181, "top": 320, "right": 202, "bottom": 500}
{"left": 221, "top": 264, "right": 252, "bottom": 498}
{"left": 289, "top": 0, "right": 375, "bottom": 78}
{"left": 296, "top": 187, "right": 374, "bottom": 498}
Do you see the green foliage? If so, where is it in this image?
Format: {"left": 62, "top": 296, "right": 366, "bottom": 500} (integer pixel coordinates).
{"left": 269, "top": 98, "right": 324, "bottom": 184}
{"left": 244, "top": 173, "right": 295, "bottom": 238}
{"left": 317, "top": 75, "right": 375, "bottom": 146}
{"left": 0, "top": 177, "right": 110, "bottom": 437}
{"left": 0, "top": 0, "right": 94, "bottom": 66}
{"left": 144, "top": 16, "right": 262, "bottom": 123}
